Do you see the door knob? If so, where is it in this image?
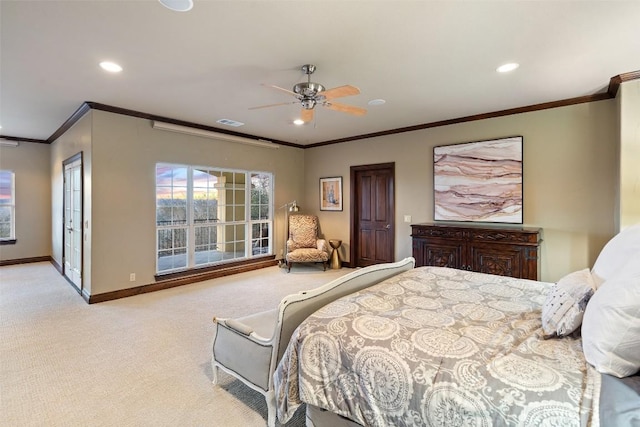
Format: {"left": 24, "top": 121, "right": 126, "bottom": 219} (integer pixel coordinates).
{"left": 385, "top": 224, "right": 391, "bottom": 229}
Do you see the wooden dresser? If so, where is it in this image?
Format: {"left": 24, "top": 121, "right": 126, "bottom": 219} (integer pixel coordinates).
{"left": 411, "top": 223, "right": 542, "bottom": 280}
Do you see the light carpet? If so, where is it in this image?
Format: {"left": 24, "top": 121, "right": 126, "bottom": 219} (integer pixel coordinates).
{"left": 0, "top": 262, "right": 353, "bottom": 426}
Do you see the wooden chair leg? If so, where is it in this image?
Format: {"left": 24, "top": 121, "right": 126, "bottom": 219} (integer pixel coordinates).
{"left": 287, "top": 261, "right": 292, "bottom": 273}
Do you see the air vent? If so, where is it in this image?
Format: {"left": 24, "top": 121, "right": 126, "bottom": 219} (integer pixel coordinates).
{"left": 217, "top": 119, "right": 245, "bottom": 127}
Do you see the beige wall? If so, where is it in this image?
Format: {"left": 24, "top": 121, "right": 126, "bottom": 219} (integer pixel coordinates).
{"left": 304, "top": 100, "right": 618, "bottom": 282}
{"left": 0, "top": 142, "right": 51, "bottom": 261}
{"left": 50, "top": 112, "right": 93, "bottom": 295}
{"left": 4, "top": 92, "right": 632, "bottom": 293}
{"left": 47, "top": 109, "right": 304, "bottom": 297}
{"left": 87, "top": 110, "right": 304, "bottom": 295}
{"left": 619, "top": 79, "right": 640, "bottom": 228}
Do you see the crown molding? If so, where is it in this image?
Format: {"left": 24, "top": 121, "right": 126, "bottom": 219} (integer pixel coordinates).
{"left": 308, "top": 92, "right": 612, "bottom": 148}
{"left": 607, "top": 70, "right": 640, "bottom": 98}
{"left": 4, "top": 71, "right": 637, "bottom": 148}
{"left": 0, "top": 135, "right": 48, "bottom": 144}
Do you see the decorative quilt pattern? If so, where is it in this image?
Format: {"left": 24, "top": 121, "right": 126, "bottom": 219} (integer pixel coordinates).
{"left": 274, "top": 267, "right": 600, "bottom": 427}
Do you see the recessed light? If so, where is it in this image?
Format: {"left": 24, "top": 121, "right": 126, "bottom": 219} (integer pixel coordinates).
{"left": 368, "top": 99, "right": 386, "bottom": 106}
{"left": 158, "top": 0, "right": 193, "bottom": 12}
{"left": 293, "top": 119, "right": 305, "bottom": 126}
{"left": 497, "top": 63, "right": 519, "bottom": 73}
{"left": 99, "top": 61, "right": 123, "bottom": 73}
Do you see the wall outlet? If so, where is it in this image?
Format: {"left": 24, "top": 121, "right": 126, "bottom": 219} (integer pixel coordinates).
{"left": 404, "top": 215, "right": 412, "bottom": 223}
{"left": 129, "top": 273, "right": 136, "bottom": 282}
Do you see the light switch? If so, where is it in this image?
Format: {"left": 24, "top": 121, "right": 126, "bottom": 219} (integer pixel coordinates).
{"left": 404, "top": 215, "right": 412, "bottom": 223}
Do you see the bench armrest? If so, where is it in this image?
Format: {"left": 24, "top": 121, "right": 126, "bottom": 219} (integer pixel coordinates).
{"left": 224, "top": 318, "right": 253, "bottom": 336}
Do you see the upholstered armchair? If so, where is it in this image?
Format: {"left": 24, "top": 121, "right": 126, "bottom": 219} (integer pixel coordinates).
{"left": 285, "top": 214, "right": 330, "bottom": 272}
{"left": 211, "top": 257, "right": 416, "bottom": 427}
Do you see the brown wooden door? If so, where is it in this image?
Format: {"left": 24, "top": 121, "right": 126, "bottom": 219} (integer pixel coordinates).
{"left": 350, "top": 163, "right": 395, "bottom": 267}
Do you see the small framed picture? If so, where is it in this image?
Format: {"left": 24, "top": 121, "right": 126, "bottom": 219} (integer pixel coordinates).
{"left": 320, "top": 177, "right": 342, "bottom": 211}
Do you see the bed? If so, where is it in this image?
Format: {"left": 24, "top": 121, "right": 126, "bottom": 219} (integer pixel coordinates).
{"left": 274, "top": 225, "right": 640, "bottom": 427}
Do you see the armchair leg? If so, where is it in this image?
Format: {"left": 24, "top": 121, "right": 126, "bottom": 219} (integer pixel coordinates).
{"left": 287, "top": 262, "right": 292, "bottom": 273}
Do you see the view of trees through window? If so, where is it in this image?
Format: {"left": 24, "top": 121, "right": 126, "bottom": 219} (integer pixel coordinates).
{"left": 0, "top": 170, "right": 15, "bottom": 240}
{"left": 156, "top": 164, "right": 272, "bottom": 273}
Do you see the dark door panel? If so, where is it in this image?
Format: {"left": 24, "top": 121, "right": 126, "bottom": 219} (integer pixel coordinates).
{"left": 351, "top": 163, "right": 395, "bottom": 267}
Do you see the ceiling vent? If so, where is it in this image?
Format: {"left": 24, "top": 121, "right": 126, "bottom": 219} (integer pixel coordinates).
{"left": 217, "top": 119, "right": 245, "bottom": 127}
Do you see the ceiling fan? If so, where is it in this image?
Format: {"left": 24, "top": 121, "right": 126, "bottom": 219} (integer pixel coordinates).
{"left": 249, "top": 64, "right": 367, "bottom": 123}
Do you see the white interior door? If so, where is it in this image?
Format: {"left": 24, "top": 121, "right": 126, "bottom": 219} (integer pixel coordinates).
{"left": 64, "top": 158, "right": 82, "bottom": 290}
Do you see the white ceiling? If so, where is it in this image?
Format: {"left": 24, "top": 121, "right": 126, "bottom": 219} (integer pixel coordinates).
{"left": 1, "top": 0, "right": 639, "bottom": 146}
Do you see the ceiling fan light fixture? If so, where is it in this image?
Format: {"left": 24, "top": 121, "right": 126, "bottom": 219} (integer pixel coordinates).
{"left": 293, "top": 82, "right": 325, "bottom": 97}
{"left": 158, "top": 0, "right": 193, "bottom": 12}
{"left": 301, "top": 98, "right": 316, "bottom": 109}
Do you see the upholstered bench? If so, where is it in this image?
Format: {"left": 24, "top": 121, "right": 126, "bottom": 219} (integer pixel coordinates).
{"left": 211, "top": 257, "right": 415, "bottom": 427}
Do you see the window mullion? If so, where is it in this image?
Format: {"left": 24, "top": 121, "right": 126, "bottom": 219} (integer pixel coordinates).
{"left": 187, "top": 167, "right": 195, "bottom": 268}
{"left": 245, "top": 172, "right": 250, "bottom": 258}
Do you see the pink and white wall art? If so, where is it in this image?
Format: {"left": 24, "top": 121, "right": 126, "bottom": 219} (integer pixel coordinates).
{"left": 433, "top": 136, "right": 523, "bottom": 223}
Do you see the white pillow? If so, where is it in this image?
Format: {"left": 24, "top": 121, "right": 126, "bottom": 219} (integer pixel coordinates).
{"left": 582, "top": 267, "right": 640, "bottom": 378}
{"left": 591, "top": 224, "right": 640, "bottom": 288}
{"left": 542, "top": 269, "right": 595, "bottom": 338}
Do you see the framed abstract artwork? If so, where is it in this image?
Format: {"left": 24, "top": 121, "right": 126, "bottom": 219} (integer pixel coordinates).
{"left": 320, "top": 177, "right": 342, "bottom": 211}
{"left": 433, "top": 136, "right": 523, "bottom": 224}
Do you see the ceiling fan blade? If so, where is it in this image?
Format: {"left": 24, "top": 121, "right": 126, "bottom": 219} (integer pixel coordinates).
{"left": 323, "top": 102, "right": 367, "bottom": 116}
{"left": 320, "top": 85, "right": 360, "bottom": 99}
{"left": 248, "top": 101, "right": 296, "bottom": 110}
{"left": 263, "top": 83, "right": 297, "bottom": 97}
{"left": 301, "top": 108, "right": 314, "bottom": 123}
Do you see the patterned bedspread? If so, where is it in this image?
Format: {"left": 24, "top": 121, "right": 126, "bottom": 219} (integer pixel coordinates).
{"left": 274, "top": 267, "right": 600, "bottom": 427}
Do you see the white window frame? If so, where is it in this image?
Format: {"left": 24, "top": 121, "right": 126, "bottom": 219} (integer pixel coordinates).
{"left": 0, "top": 170, "right": 15, "bottom": 241}
{"left": 155, "top": 164, "right": 273, "bottom": 274}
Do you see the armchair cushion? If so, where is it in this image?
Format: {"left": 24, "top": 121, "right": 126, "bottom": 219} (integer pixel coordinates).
{"left": 286, "top": 247, "right": 329, "bottom": 263}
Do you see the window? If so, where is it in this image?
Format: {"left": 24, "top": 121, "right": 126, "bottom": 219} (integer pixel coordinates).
{"left": 155, "top": 164, "right": 273, "bottom": 273}
{"left": 0, "top": 170, "right": 15, "bottom": 241}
